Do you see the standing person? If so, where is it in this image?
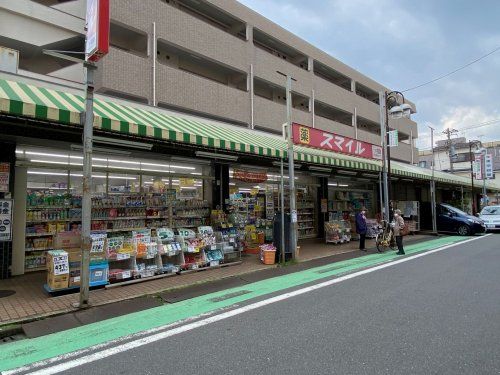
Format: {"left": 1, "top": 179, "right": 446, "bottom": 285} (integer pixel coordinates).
{"left": 393, "top": 209, "right": 405, "bottom": 255}
{"left": 356, "top": 207, "right": 368, "bottom": 251}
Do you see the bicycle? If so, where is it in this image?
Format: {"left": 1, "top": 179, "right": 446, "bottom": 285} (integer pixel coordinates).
{"left": 375, "top": 220, "right": 396, "bottom": 252}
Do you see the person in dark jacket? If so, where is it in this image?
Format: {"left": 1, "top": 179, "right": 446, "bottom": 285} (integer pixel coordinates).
{"left": 355, "top": 207, "right": 368, "bottom": 251}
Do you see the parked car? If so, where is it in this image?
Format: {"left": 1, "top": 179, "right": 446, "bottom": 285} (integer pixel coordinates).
{"left": 479, "top": 205, "right": 500, "bottom": 232}
{"left": 437, "top": 203, "right": 485, "bottom": 236}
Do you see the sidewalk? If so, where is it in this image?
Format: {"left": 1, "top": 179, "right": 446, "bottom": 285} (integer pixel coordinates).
{"left": 0, "top": 235, "right": 431, "bottom": 326}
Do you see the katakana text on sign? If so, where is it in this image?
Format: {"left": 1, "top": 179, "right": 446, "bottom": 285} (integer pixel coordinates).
{"left": 292, "top": 123, "right": 383, "bottom": 160}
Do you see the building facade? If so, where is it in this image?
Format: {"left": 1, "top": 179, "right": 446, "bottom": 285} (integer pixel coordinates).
{"left": 0, "top": 0, "right": 419, "bottom": 163}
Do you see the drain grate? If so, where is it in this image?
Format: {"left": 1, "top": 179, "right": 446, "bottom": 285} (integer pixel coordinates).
{"left": 0, "top": 290, "right": 15, "bottom": 298}
{"left": 208, "top": 290, "right": 252, "bottom": 303}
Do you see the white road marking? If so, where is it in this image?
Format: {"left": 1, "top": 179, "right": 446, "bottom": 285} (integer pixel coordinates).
{"left": 4, "top": 234, "right": 491, "bottom": 375}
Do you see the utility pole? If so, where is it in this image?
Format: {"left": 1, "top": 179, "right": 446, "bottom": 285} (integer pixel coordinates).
{"left": 443, "top": 128, "right": 458, "bottom": 173}
{"left": 482, "top": 148, "right": 487, "bottom": 209}
{"left": 429, "top": 126, "right": 437, "bottom": 235}
{"left": 278, "top": 71, "right": 297, "bottom": 260}
{"left": 79, "top": 63, "right": 95, "bottom": 308}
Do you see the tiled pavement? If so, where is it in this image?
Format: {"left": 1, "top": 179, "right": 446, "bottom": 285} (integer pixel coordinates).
{"left": 0, "top": 236, "right": 429, "bottom": 326}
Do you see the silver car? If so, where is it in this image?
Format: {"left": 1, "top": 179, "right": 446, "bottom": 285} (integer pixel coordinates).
{"left": 479, "top": 206, "right": 500, "bottom": 231}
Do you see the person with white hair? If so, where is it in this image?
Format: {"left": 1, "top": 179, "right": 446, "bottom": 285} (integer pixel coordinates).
{"left": 393, "top": 209, "right": 405, "bottom": 255}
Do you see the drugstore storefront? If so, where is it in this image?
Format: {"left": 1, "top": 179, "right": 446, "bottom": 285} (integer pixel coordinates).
{"left": 4, "top": 76, "right": 495, "bottom": 288}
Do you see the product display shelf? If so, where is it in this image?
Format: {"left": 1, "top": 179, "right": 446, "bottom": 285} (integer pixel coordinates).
{"left": 25, "top": 247, "right": 52, "bottom": 252}
{"left": 157, "top": 229, "right": 184, "bottom": 274}
{"left": 274, "top": 191, "right": 318, "bottom": 240}
{"left": 325, "top": 220, "right": 352, "bottom": 244}
{"left": 26, "top": 232, "right": 56, "bottom": 237}
{"left": 25, "top": 266, "right": 47, "bottom": 273}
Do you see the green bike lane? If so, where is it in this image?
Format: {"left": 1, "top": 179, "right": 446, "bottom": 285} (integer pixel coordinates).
{"left": 0, "top": 236, "right": 470, "bottom": 372}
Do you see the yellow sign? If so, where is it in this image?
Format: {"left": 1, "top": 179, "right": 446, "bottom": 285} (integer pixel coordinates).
{"left": 250, "top": 188, "right": 259, "bottom": 196}
{"left": 299, "top": 126, "right": 310, "bottom": 144}
{"left": 179, "top": 178, "right": 194, "bottom": 187}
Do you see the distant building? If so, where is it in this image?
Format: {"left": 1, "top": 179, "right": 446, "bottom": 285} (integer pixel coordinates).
{"left": 418, "top": 138, "right": 500, "bottom": 205}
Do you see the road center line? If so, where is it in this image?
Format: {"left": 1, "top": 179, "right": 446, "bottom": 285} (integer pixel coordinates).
{"left": 5, "top": 234, "right": 489, "bottom": 375}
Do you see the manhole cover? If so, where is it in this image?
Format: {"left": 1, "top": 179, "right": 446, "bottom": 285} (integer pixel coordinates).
{"left": 0, "top": 290, "right": 16, "bottom": 298}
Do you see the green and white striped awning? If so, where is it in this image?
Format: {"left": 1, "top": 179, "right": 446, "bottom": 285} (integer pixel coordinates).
{"left": 1, "top": 77, "right": 499, "bottom": 190}
{"left": 0, "top": 78, "right": 285, "bottom": 158}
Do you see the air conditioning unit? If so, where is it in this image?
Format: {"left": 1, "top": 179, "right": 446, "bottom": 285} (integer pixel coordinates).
{"left": 0, "top": 46, "right": 19, "bottom": 74}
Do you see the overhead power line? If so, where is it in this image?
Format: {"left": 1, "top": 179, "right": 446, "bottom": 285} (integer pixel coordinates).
{"left": 402, "top": 45, "right": 500, "bottom": 93}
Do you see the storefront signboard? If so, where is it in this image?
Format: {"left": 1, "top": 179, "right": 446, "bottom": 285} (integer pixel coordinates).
{"left": 292, "top": 123, "right": 383, "bottom": 160}
{"left": 265, "top": 191, "right": 274, "bottom": 219}
{"left": 474, "top": 155, "right": 483, "bottom": 180}
{"left": 85, "top": 0, "right": 110, "bottom": 62}
{"left": 0, "top": 163, "right": 10, "bottom": 192}
{"left": 485, "top": 154, "right": 494, "bottom": 179}
{"left": 0, "top": 199, "right": 13, "bottom": 241}
{"left": 179, "top": 178, "right": 194, "bottom": 187}
{"left": 233, "top": 169, "right": 268, "bottom": 183}
{"left": 388, "top": 130, "right": 399, "bottom": 147}
{"left": 321, "top": 199, "right": 328, "bottom": 213}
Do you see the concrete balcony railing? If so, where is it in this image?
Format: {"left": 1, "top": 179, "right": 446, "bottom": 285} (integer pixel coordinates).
{"left": 253, "top": 48, "right": 312, "bottom": 98}
{"left": 314, "top": 116, "right": 356, "bottom": 138}
{"left": 95, "top": 47, "right": 152, "bottom": 103}
{"left": 156, "top": 5, "right": 250, "bottom": 72}
{"left": 356, "top": 128, "right": 382, "bottom": 146}
{"left": 390, "top": 142, "right": 418, "bottom": 164}
{"left": 354, "top": 95, "right": 381, "bottom": 124}
{"left": 253, "top": 96, "right": 287, "bottom": 133}
{"left": 389, "top": 117, "right": 418, "bottom": 139}
{"left": 156, "top": 64, "right": 251, "bottom": 125}
{"left": 111, "top": 0, "right": 250, "bottom": 73}
{"left": 292, "top": 107, "right": 312, "bottom": 127}
{"left": 313, "top": 75, "right": 356, "bottom": 116}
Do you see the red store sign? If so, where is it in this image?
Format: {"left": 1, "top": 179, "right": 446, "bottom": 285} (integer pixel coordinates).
{"left": 85, "top": 0, "right": 110, "bottom": 62}
{"left": 292, "top": 123, "right": 383, "bottom": 160}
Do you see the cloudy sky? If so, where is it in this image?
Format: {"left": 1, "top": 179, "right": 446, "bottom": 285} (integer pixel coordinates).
{"left": 239, "top": 0, "right": 500, "bottom": 150}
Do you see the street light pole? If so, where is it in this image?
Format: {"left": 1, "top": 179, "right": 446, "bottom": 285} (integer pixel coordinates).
{"left": 379, "top": 92, "right": 389, "bottom": 221}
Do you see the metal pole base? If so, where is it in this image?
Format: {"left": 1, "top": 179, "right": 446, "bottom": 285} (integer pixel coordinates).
{"left": 72, "top": 301, "right": 91, "bottom": 309}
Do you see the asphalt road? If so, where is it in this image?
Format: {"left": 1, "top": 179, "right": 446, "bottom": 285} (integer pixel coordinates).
{"left": 65, "top": 235, "right": 500, "bottom": 375}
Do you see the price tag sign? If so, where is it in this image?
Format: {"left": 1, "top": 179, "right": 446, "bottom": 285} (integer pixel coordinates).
{"left": 121, "top": 270, "right": 131, "bottom": 279}
{"left": 210, "top": 260, "right": 220, "bottom": 267}
{"left": 229, "top": 238, "right": 235, "bottom": 243}
{"left": 52, "top": 255, "right": 69, "bottom": 275}
{"left": 198, "top": 226, "right": 213, "bottom": 235}
{"left": 94, "top": 270, "right": 103, "bottom": 278}
{"left": 210, "top": 245, "right": 217, "bottom": 250}
{"left": 90, "top": 233, "right": 106, "bottom": 253}
{"left": 191, "top": 264, "right": 198, "bottom": 270}
{"left": 157, "top": 228, "right": 175, "bottom": 241}
{"left": 178, "top": 228, "right": 196, "bottom": 239}
{"left": 116, "top": 253, "right": 130, "bottom": 260}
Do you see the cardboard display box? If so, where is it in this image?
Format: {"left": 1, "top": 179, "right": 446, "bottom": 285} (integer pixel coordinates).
{"left": 48, "top": 272, "right": 69, "bottom": 290}
{"left": 46, "top": 250, "right": 69, "bottom": 290}
{"left": 54, "top": 231, "right": 81, "bottom": 250}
